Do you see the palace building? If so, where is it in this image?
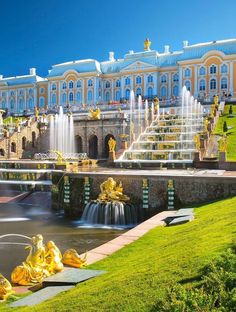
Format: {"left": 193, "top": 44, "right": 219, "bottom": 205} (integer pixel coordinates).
{"left": 1, "top": 38, "right": 236, "bottom": 114}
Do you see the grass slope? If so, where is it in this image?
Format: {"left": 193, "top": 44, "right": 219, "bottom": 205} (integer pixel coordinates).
{"left": 1, "top": 197, "right": 236, "bottom": 312}
{"left": 214, "top": 104, "right": 236, "bottom": 160}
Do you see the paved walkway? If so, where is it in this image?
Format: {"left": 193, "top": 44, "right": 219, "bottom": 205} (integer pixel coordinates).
{"left": 80, "top": 210, "right": 175, "bottom": 265}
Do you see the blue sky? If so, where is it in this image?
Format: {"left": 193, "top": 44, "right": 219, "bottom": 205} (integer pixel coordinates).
{"left": 0, "top": 0, "right": 235, "bottom": 77}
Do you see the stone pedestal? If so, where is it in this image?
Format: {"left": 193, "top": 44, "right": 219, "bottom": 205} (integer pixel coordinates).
{"left": 193, "top": 151, "right": 200, "bottom": 162}
{"left": 121, "top": 141, "right": 128, "bottom": 150}
{"left": 108, "top": 151, "right": 116, "bottom": 164}
{"left": 219, "top": 151, "right": 226, "bottom": 163}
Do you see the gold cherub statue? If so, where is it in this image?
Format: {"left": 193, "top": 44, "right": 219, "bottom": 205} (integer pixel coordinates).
{"left": 89, "top": 108, "right": 101, "bottom": 120}
{"left": 144, "top": 38, "right": 151, "bottom": 51}
{"left": 0, "top": 274, "right": 13, "bottom": 301}
{"left": 97, "top": 177, "right": 130, "bottom": 202}
{"left": 108, "top": 137, "right": 116, "bottom": 152}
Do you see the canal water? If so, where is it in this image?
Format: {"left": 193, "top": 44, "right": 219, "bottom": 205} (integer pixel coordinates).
{"left": 0, "top": 192, "right": 124, "bottom": 279}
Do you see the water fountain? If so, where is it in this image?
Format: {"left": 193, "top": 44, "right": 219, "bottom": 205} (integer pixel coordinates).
{"left": 49, "top": 106, "right": 75, "bottom": 154}
{"left": 115, "top": 86, "right": 204, "bottom": 167}
{"left": 80, "top": 177, "right": 137, "bottom": 228}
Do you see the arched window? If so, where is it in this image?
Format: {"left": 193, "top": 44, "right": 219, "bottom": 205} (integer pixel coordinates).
{"left": 10, "top": 91, "right": 15, "bottom": 97}
{"left": 88, "top": 79, "right": 93, "bottom": 87}
{"left": 88, "top": 90, "right": 93, "bottom": 101}
{"left": 51, "top": 94, "right": 56, "bottom": 104}
{"left": 160, "top": 75, "right": 167, "bottom": 83}
{"left": 221, "top": 64, "right": 228, "bottom": 74}
{"left": 115, "top": 90, "right": 120, "bottom": 101}
{"left": 199, "top": 66, "right": 206, "bottom": 76}
{"left": 184, "top": 68, "right": 191, "bottom": 77}
{"left": 28, "top": 89, "right": 33, "bottom": 95}
{"left": 22, "top": 137, "right": 26, "bottom": 150}
{"left": 105, "top": 91, "right": 110, "bottom": 101}
{"left": 210, "top": 65, "right": 217, "bottom": 74}
{"left": 199, "top": 79, "right": 206, "bottom": 91}
{"left": 147, "top": 75, "right": 153, "bottom": 83}
{"left": 184, "top": 80, "right": 191, "bottom": 91}
{"left": 148, "top": 87, "right": 153, "bottom": 98}
{"left": 125, "top": 89, "right": 130, "bottom": 100}
{"left": 10, "top": 99, "right": 15, "bottom": 110}
{"left": 77, "top": 80, "right": 81, "bottom": 88}
{"left": 69, "top": 81, "right": 74, "bottom": 89}
{"left": 173, "top": 74, "right": 179, "bottom": 82}
{"left": 62, "top": 82, "right": 67, "bottom": 89}
{"left": 221, "top": 77, "right": 227, "bottom": 89}
{"left": 116, "top": 80, "right": 120, "bottom": 87}
{"left": 51, "top": 83, "right": 56, "bottom": 91}
{"left": 19, "top": 99, "right": 24, "bottom": 111}
{"left": 28, "top": 98, "right": 34, "bottom": 109}
{"left": 76, "top": 92, "right": 81, "bottom": 103}
{"left": 136, "top": 88, "right": 141, "bottom": 97}
{"left": 105, "top": 81, "right": 110, "bottom": 88}
{"left": 11, "top": 142, "right": 16, "bottom": 153}
{"left": 210, "top": 78, "right": 216, "bottom": 90}
{"left": 125, "top": 77, "right": 130, "bottom": 85}
{"left": 69, "top": 92, "right": 74, "bottom": 102}
{"left": 160, "top": 86, "right": 167, "bottom": 97}
{"left": 40, "top": 87, "right": 44, "bottom": 94}
{"left": 136, "top": 76, "right": 141, "bottom": 84}
{"left": 1, "top": 101, "right": 6, "bottom": 109}
{"left": 173, "top": 85, "right": 178, "bottom": 96}
{"left": 62, "top": 93, "right": 66, "bottom": 104}
{"left": 39, "top": 97, "right": 45, "bottom": 108}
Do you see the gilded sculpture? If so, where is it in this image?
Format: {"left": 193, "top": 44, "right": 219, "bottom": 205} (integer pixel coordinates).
{"left": 89, "top": 108, "right": 101, "bottom": 120}
{"left": 97, "top": 177, "right": 130, "bottom": 202}
{"left": 0, "top": 274, "right": 13, "bottom": 301}
{"left": 62, "top": 249, "right": 87, "bottom": 268}
{"left": 108, "top": 137, "right": 116, "bottom": 152}
{"left": 219, "top": 135, "right": 227, "bottom": 152}
{"left": 194, "top": 134, "right": 201, "bottom": 151}
{"left": 45, "top": 241, "right": 64, "bottom": 274}
{"left": 144, "top": 38, "right": 151, "bottom": 51}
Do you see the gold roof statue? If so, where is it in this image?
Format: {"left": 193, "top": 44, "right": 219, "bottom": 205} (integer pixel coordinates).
{"left": 144, "top": 38, "right": 151, "bottom": 51}
{"left": 89, "top": 108, "right": 101, "bottom": 120}
{"left": 97, "top": 177, "right": 130, "bottom": 202}
{"left": 108, "top": 137, "right": 116, "bottom": 152}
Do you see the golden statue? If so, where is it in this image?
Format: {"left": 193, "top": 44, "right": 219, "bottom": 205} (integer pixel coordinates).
{"left": 62, "top": 249, "right": 87, "bottom": 268}
{"left": 154, "top": 98, "right": 159, "bottom": 114}
{"left": 219, "top": 135, "right": 227, "bottom": 152}
{"left": 214, "top": 95, "right": 219, "bottom": 107}
{"left": 168, "top": 180, "right": 174, "bottom": 188}
{"left": 108, "top": 137, "right": 116, "bottom": 152}
{"left": 194, "top": 134, "right": 201, "bottom": 151}
{"left": 203, "top": 118, "right": 209, "bottom": 132}
{"left": 0, "top": 274, "right": 13, "bottom": 301}
{"left": 97, "top": 177, "right": 130, "bottom": 202}
{"left": 45, "top": 241, "right": 64, "bottom": 274}
{"left": 89, "top": 108, "right": 101, "bottom": 120}
{"left": 144, "top": 38, "right": 151, "bottom": 51}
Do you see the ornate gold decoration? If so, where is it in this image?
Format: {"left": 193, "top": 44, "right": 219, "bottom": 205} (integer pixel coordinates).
{"left": 108, "top": 137, "right": 116, "bottom": 152}
{"left": 88, "top": 108, "right": 101, "bottom": 120}
{"left": 62, "top": 249, "right": 87, "bottom": 268}
{"left": 219, "top": 135, "right": 227, "bottom": 152}
{"left": 194, "top": 134, "right": 201, "bottom": 151}
{"left": 45, "top": 241, "right": 63, "bottom": 274}
{"left": 168, "top": 179, "right": 174, "bottom": 188}
{"left": 0, "top": 274, "right": 13, "bottom": 301}
{"left": 214, "top": 95, "right": 219, "bottom": 107}
{"left": 203, "top": 118, "right": 209, "bottom": 132}
{"left": 97, "top": 177, "right": 130, "bottom": 202}
{"left": 143, "top": 179, "right": 148, "bottom": 188}
{"left": 144, "top": 38, "right": 151, "bottom": 51}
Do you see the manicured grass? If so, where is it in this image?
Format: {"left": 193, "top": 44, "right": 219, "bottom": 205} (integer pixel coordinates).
{"left": 214, "top": 104, "right": 236, "bottom": 160}
{"left": 1, "top": 197, "right": 236, "bottom": 311}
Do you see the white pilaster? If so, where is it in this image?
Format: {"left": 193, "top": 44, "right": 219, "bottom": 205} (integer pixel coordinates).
{"left": 178, "top": 67, "right": 183, "bottom": 97}
{"left": 144, "top": 74, "right": 147, "bottom": 96}
{"left": 194, "top": 65, "right": 198, "bottom": 97}
{"left": 58, "top": 81, "right": 61, "bottom": 106}
{"left": 230, "top": 61, "right": 233, "bottom": 95}
{"left": 168, "top": 72, "right": 171, "bottom": 98}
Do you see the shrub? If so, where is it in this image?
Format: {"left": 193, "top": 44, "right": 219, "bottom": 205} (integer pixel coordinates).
{"left": 229, "top": 105, "right": 233, "bottom": 115}
{"left": 223, "top": 121, "right": 228, "bottom": 132}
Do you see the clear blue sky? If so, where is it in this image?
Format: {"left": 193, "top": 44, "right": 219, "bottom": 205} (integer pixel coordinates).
{"left": 0, "top": 0, "right": 235, "bottom": 77}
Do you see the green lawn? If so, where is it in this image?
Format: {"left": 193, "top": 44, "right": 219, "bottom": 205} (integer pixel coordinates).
{"left": 214, "top": 104, "right": 236, "bottom": 160}
{"left": 1, "top": 197, "right": 236, "bottom": 311}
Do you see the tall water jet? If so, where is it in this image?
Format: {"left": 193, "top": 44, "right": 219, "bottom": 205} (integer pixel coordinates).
{"left": 129, "top": 90, "right": 135, "bottom": 144}
{"left": 49, "top": 106, "right": 75, "bottom": 154}
{"left": 137, "top": 95, "right": 142, "bottom": 135}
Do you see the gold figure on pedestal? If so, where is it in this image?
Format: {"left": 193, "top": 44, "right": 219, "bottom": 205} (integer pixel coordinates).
{"left": 108, "top": 137, "right": 116, "bottom": 152}
{"left": 97, "top": 177, "right": 130, "bottom": 202}
{"left": 62, "top": 249, "right": 87, "bottom": 268}
{"left": 144, "top": 38, "right": 151, "bottom": 51}
{"left": 89, "top": 108, "right": 101, "bottom": 120}
{"left": 45, "top": 241, "right": 64, "bottom": 274}
{"left": 219, "top": 135, "right": 227, "bottom": 152}
{"left": 0, "top": 274, "right": 13, "bottom": 301}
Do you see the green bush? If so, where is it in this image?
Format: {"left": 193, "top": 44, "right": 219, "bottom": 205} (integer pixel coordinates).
{"left": 223, "top": 121, "right": 228, "bottom": 132}
{"left": 152, "top": 246, "right": 236, "bottom": 312}
{"left": 229, "top": 105, "right": 233, "bottom": 115}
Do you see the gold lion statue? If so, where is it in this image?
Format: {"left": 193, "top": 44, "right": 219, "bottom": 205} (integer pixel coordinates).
{"left": 97, "top": 177, "right": 130, "bottom": 202}
{"left": 62, "top": 249, "right": 87, "bottom": 268}
{"left": 0, "top": 274, "right": 13, "bottom": 301}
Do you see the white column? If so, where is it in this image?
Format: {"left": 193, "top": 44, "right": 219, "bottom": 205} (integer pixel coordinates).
{"left": 194, "top": 65, "right": 198, "bottom": 97}
{"left": 93, "top": 78, "right": 96, "bottom": 104}
{"left": 48, "top": 83, "right": 51, "bottom": 108}
{"left": 6, "top": 90, "right": 9, "bottom": 110}
{"left": 144, "top": 74, "right": 147, "bottom": 96}
{"left": 155, "top": 72, "right": 159, "bottom": 97}
{"left": 111, "top": 80, "right": 114, "bottom": 101}
{"left": 230, "top": 61, "right": 233, "bottom": 96}
{"left": 58, "top": 81, "right": 61, "bottom": 106}
{"left": 24, "top": 89, "right": 27, "bottom": 110}
{"left": 34, "top": 85, "right": 37, "bottom": 109}
{"left": 121, "top": 76, "right": 124, "bottom": 98}
{"left": 15, "top": 91, "right": 18, "bottom": 113}
{"left": 168, "top": 72, "right": 171, "bottom": 98}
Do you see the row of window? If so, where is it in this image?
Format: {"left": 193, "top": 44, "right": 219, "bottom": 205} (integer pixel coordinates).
{"left": 0, "top": 89, "right": 35, "bottom": 97}
{"left": 183, "top": 64, "right": 228, "bottom": 78}
{"left": 184, "top": 77, "right": 228, "bottom": 92}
